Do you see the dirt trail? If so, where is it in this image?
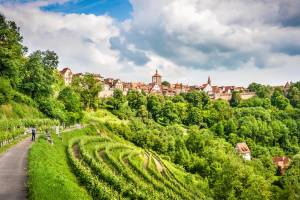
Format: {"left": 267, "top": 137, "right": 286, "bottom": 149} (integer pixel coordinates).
{"left": 143, "top": 152, "right": 150, "bottom": 169}
{"left": 0, "top": 137, "right": 32, "bottom": 200}
{"left": 153, "top": 156, "right": 164, "bottom": 173}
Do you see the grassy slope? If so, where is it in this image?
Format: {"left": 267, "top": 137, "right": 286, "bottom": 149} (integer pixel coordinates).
{"left": 0, "top": 102, "right": 44, "bottom": 120}
{"left": 83, "top": 109, "right": 127, "bottom": 125}
{"left": 28, "top": 109, "right": 206, "bottom": 199}
{"left": 28, "top": 130, "right": 91, "bottom": 200}
{"left": 0, "top": 102, "right": 45, "bottom": 153}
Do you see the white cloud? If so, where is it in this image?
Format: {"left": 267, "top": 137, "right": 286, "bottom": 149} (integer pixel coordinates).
{"left": 1, "top": 0, "right": 300, "bottom": 86}
{"left": 0, "top": 2, "right": 122, "bottom": 77}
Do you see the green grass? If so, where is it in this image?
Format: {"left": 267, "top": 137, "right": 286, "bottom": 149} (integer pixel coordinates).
{"left": 28, "top": 130, "right": 91, "bottom": 200}
{"left": 0, "top": 102, "right": 44, "bottom": 120}
{"left": 27, "top": 111, "right": 207, "bottom": 200}
{"left": 83, "top": 109, "right": 128, "bottom": 125}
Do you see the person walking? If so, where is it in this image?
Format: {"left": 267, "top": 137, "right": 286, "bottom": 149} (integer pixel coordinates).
{"left": 31, "top": 127, "right": 36, "bottom": 141}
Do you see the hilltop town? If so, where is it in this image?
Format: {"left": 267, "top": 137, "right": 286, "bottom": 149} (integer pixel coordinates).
{"left": 59, "top": 67, "right": 266, "bottom": 100}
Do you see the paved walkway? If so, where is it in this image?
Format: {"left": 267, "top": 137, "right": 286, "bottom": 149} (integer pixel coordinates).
{"left": 0, "top": 137, "right": 32, "bottom": 200}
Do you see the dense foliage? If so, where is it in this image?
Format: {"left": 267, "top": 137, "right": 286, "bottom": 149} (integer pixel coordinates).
{"left": 0, "top": 14, "right": 100, "bottom": 125}
{"left": 100, "top": 85, "right": 300, "bottom": 199}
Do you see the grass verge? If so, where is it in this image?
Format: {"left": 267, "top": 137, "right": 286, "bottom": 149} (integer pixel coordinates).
{"left": 27, "top": 129, "right": 91, "bottom": 200}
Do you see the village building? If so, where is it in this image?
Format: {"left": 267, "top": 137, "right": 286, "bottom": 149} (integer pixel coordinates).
{"left": 201, "top": 76, "right": 213, "bottom": 96}
{"left": 149, "top": 70, "right": 162, "bottom": 94}
{"left": 235, "top": 142, "right": 251, "bottom": 161}
{"left": 59, "top": 67, "right": 73, "bottom": 85}
{"left": 58, "top": 67, "right": 262, "bottom": 100}
{"left": 272, "top": 156, "right": 290, "bottom": 176}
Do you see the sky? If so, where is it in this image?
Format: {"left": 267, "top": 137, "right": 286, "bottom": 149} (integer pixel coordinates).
{"left": 0, "top": 0, "right": 300, "bottom": 86}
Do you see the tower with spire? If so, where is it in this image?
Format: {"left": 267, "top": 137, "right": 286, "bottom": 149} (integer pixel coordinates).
{"left": 152, "top": 69, "right": 162, "bottom": 85}
{"left": 208, "top": 76, "right": 211, "bottom": 86}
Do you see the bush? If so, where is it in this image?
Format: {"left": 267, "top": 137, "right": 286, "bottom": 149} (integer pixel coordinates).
{"left": 37, "top": 97, "right": 66, "bottom": 122}
{"left": 13, "top": 91, "right": 35, "bottom": 106}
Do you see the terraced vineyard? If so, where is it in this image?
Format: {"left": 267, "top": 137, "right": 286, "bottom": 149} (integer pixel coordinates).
{"left": 67, "top": 134, "right": 206, "bottom": 200}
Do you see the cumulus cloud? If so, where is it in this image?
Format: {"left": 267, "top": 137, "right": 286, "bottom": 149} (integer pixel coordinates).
{"left": 110, "top": 37, "right": 149, "bottom": 65}
{"left": 120, "top": 0, "right": 300, "bottom": 71}
{"left": 0, "top": 0, "right": 300, "bottom": 86}
{"left": 0, "top": 1, "right": 123, "bottom": 77}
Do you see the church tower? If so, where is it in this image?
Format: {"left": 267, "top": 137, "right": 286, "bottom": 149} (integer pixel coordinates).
{"left": 207, "top": 76, "right": 211, "bottom": 85}
{"left": 152, "top": 70, "right": 162, "bottom": 85}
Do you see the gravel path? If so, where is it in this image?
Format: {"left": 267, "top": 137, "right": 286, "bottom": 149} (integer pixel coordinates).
{"left": 0, "top": 137, "right": 32, "bottom": 200}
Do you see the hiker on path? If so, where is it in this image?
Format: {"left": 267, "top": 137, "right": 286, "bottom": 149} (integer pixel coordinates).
{"left": 31, "top": 127, "right": 36, "bottom": 141}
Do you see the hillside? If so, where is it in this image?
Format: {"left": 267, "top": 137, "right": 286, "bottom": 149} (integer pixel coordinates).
{"left": 0, "top": 102, "right": 58, "bottom": 152}
{"left": 68, "top": 134, "right": 207, "bottom": 199}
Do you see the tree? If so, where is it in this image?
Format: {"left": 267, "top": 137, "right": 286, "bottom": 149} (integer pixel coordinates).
{"left": 20, "top": 51, "right": 57, "bottom": 99}
{"left": 184, "top": 91, "right": 209, "bottom": 108}
{"left": 287, "top": 86, "right": 300, "bottom": 108}
{"left": 112, "top": 89, "right": 126, "bottom": 109}
{"left": 282, "top": 154, "right": 300, "bottom": 200}
{"left": 127, "top": 90, "right": 147, "bottom": 110}
{"left": 147, "top": 95, "right": 163, "bottom": 121}
{"left": 230, "top": 91, "right": 241, "bottom": 107}
{"left": 271, "top": 91, "right": 290, "bottom": 110}
{"left": 58, "top": 87, "right": 84, "bottom": 124}
{"left": 0, "top": 14, "right": 26, "bottom": 88}
{"left": 160, "top": 100, "right": 180, "bottom": 125}
{"left": 58, "top": 87, "right": 82, "bottom": 112}
{"left": 72, "top": 73, "right": 102, "bottom": 109}
{"left": 186, "top": 107, "right": 203, "bottom": 126}
{"left": 248, "top": 83, "right": 272, "bottom": 98}
{"left": 136, "top": 105, "right": 148, "bottom": 121}
{"left": 162, "top": 81, "right": 170, "bottom": 86}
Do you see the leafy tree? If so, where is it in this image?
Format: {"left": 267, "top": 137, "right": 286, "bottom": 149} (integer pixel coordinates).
{"left": 160, "top": 100, "right": 180, "bottom": 125}
{"left": 58, "top": 87, "right": 83, "bottom": 123}
{"left": 136, "top": 105, "right": 148, "bottom": 121}
{"left": 281, "top": 154, "right": 300, "bottom": 200}
{"left": 230, "top": 91, "right": 241, "bottom": 107}
{"left": 172, "top": 94, "right": 185, "bottom": 103}
{"left": 161, "top": 81, "right": 170, "bottom": 86}
{"left": 112, "top": 89, "right": 126, "bottom": 109}
{"left": 0, "top": 14, "right": 26, "bottom": 88}
{"left": 248, "top": 83, "right": 272, "bottom": 98}
{"left": 127, "top": 90, "right": 147, "bottom": 110}
{"left": 184, "top": 91, "right": 209, "bottom": 108}
{"left": 239, "top": 97, "right": 271, "bottom": 108}
{"left": 287, "top": 86, "right": 300, "bottom": 108}
{"left": 147, "top": 95, "right": 163, "bottom": 121}
{"left": 37, "top": 97, "right": 66, "bottom": 122}
{"left": 20, "top": 51, "right": 57, "bottom": 99}
{"left": 72, "top": 73, "right": 102, "bottom": 109}
{"left": 271, "top": 91, "right": 290, "bottom": 110}
{"left": 186, "top": 107, "right": 203, "bottom": 126}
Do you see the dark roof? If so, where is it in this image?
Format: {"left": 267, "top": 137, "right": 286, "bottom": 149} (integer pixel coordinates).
{"left": 60, "top": 67, "right": 71, "bottom": 74}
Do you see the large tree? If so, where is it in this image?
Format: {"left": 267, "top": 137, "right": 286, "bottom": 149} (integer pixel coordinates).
{"left": 0, "top": 14, "right": 26, "bottom": 88}
{"left": 72, "top": 73, "right": 102, "bottom": 109}
{"left": 230, "top": 91, "right": 241, "bottom": 107}
{"left": 20, "top": 51, "right": 58, "bottom": 99}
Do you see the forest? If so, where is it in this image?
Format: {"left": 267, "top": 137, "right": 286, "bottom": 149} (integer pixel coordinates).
{"left": 1, "top": 13, "right": 300, "bottom": 200}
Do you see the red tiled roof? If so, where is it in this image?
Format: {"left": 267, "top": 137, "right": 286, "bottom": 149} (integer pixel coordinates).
{"left": 235, "top": 142, "right": 250, "bottom": 154}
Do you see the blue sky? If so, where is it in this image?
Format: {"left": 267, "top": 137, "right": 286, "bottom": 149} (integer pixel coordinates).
{"left": 42, "top": 0, "right": 132, "bottom": 21}
{"left": 0, "top": 0, "right": 300, "bottom": 86}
